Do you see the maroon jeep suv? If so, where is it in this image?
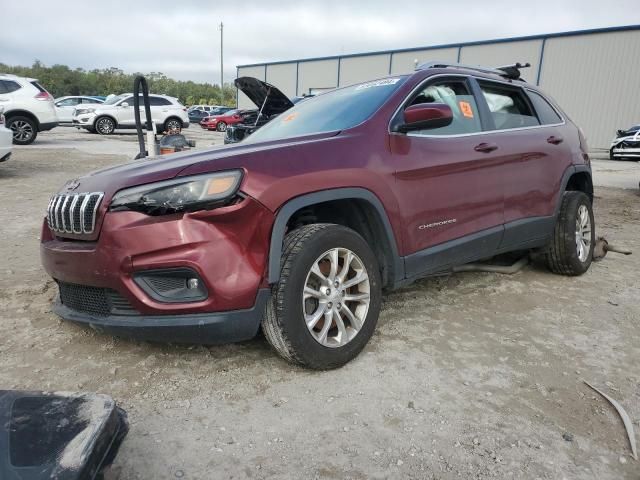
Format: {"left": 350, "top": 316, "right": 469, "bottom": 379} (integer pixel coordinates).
{"left": 41, "top": 62, "right": 594, "bottom": 369}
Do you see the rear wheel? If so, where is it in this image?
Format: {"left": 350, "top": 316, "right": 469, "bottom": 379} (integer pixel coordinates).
{"left": 262, "top": 224, "right": 382, "bottom": 369}
{"left": 95, "top": 116, "right": 115, "bottom": 135}
{"left": 163, "top": 117, "right": 182, "bottom": 132}
{"left": 8, "top": 116, "right": 37, "bottom": 145}
{"left": 545, "top": 191, "right": 594, "bottom": 276}
{"left": 216, "top": 121, "right": 227, "bottom": 132}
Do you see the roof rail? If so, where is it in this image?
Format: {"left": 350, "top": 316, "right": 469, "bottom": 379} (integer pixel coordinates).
{"left": 416, "top": 61, "right": 531, "bottom": 81}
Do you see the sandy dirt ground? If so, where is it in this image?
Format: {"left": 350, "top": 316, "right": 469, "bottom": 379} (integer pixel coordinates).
{"left": 1, "top": 129, "right": 639, "bottom": 479}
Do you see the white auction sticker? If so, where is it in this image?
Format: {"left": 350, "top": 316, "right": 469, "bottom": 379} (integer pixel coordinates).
{"left": 355, "top": 78, "right": 401, "bottom": 90}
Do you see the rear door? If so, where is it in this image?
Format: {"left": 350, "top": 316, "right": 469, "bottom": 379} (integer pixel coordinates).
{"left": 473, "top": 79, "right": 571, "bottom": 249}
{"left": 390, "top": 75, "right": 506, "bottom": 277}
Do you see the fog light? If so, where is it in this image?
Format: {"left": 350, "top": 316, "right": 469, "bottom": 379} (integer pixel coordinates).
{"left": 133, "top": 268, "right": 208, "bottom": 303}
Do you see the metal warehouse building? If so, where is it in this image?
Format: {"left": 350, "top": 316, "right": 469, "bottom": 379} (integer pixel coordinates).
{"left": 236, "top": 25, "right": 640, "bottom": 149}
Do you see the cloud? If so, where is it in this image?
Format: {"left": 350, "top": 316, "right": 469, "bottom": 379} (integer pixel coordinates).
{"left": 1, "top": 0, "right": 638, "bottom": 84}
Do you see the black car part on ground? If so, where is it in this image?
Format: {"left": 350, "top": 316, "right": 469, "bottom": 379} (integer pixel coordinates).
{"left": 0, "top": 390, "right": 128, "bottom": 480}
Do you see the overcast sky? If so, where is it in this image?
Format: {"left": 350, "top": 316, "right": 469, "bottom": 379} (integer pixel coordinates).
{"left": 1, "top": 0, "right": 639, "bottom": 85}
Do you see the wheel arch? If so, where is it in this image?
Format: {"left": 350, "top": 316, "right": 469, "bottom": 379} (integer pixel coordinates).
{"left": 4, "top": 110, "right": 40, "bottom": 128}
{"left": 555, "top": 165, "right": 593, "bottom": 216}
{"left": 164, "top": 116, "right": 183, "bottom": 128}
{"left": 268, "top": 188, "right": 404, "bottom": 288}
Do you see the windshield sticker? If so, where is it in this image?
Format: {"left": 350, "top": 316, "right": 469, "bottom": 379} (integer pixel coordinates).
{"left": 282, "top": 112, "right": 298, "bottom": 123}
{"left": 459, "top": 101, "right": 474, "bottom": 118}
{"left": 355, "top": 78, "right": 401, "bottom": 90}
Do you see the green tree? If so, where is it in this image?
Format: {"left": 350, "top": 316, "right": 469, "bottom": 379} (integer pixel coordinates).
{"left": 0, "top": 61, "right": 237, "bottom": 107}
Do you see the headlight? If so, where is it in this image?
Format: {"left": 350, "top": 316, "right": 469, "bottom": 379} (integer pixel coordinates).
{"left": 109, "top": 170, "right": 243, "bottom": 215}
{"left": 75, "top": 108, "right": 96, "bottom": 115}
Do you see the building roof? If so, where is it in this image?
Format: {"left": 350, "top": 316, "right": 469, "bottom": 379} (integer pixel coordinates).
{"left": 237, "top": 24, "right": 640, "bottom": 68}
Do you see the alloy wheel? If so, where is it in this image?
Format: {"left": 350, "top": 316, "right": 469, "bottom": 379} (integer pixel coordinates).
{"left": 166, "top": 119, "right": 181, "bottom": 130}
{"left": 97, "top": 118, "right": 114, "bottom": 134}
{"left": 302, "top": 248, "right": 370, "bottom": 348}
{"left": 575, "top": 204, "right": 591, "bottom": 262}
{"left": 10, "top": 120, "right": 34, "bottom": 142}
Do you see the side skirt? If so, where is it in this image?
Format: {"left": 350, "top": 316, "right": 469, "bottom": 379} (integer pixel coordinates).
{"left": 401, "top": 216, "right": 555, "bottom": 283}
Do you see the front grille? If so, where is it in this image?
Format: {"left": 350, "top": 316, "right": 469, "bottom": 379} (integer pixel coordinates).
{"left": 58, "top": 281, "right": 138, "bottom": 316}
{"left": 47, "top": 192, "right": 104, "bottom": 235}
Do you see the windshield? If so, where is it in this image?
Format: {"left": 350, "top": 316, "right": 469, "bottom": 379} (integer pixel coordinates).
{"left": 104, "top": 94, "right": 127, "bottom": 105}
{"left": 245, "top": 76, "right": 407, "bottom": 143}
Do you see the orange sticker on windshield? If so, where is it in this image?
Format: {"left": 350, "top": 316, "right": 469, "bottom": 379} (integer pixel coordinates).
{"left": 282, "top": 112, "right": 298, "bottom": 123}
{"left": 459, "top": 101, "right": 474, "bottom": 118}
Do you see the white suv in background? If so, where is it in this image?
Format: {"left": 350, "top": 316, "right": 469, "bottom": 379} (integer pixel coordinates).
{"left": 73, "top": 93, "right": 190, "bottom": 135}
{"left": 0, "top": 74, "right": 58, "bottom": 145}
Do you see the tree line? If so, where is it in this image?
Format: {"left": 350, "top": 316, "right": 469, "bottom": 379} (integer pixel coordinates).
{"left": 0, "top": 61, "right": 236, "bottom": 107}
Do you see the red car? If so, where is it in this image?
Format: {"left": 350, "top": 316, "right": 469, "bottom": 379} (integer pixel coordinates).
{"left": 200, "top": 109, "right": 251, "bottom": 132}
{"left": 41, "top": 62, "right": 594, "bottom": 369}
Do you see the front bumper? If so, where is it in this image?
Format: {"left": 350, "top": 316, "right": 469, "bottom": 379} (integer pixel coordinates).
{"left": 41, "top": 196, "right": 274, "bottom": 343}
{"left": 53, "top": 289, "right": 270, "bottom": 344}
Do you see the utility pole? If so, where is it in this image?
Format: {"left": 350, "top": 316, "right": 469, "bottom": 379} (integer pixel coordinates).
{"left": 219, "top": 22, "right": 224, "bottom": 103}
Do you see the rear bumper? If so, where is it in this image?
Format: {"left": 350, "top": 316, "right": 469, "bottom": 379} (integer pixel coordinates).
{"left": 54, "top": 289, "right": 270, "bottom": 344}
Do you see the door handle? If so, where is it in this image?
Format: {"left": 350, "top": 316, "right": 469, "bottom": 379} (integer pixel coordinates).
{"left": 547, "top": 135, "right": 564, "bottom": 145}
{"left": 474, "top": 142, "right": 498, "bottom": 153}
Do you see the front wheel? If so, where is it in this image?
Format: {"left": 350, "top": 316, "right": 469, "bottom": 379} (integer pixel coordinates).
{"left": 95, "top": 116, "right": 115, "bottom": 135}
{"left": 8, "top": 116, "right": 38, "bottom": 145}
{"left": 262, "top": 224, "right": 382, "bottom": 369}
{"left": 545, "top": 191, "right": 595, "bottom": 276}
{"left": 216, "top": 121, "right": 227, "bottom": 132}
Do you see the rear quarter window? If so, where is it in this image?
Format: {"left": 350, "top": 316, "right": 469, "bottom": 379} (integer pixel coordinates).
{"left": 526, "top": 90, "right": 563, "bottom": 125}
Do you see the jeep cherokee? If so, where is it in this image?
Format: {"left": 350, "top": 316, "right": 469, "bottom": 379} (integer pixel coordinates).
{"left": 41, "top": 62, "right": 595, "bottom": 369}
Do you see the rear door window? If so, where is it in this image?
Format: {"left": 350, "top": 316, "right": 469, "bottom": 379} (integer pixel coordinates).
{"left": 408, "top": 79, "right": 482, "bottom": 136}
{"left": 478, "top": 81, "right": 539, "bottom": 130}
{"left": 526, "top": 90, "right": 563, "bottom": 125}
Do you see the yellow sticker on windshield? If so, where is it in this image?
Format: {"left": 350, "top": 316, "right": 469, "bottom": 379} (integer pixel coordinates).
{"left": 459, "top": 101, "right": 474, "bottom": 118}
{"left": 282, "top": 112, "right": 298, "bottom": 123}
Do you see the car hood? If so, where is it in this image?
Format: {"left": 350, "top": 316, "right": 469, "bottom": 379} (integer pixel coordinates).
{"left": 234, "top": 77, "right": 293, "bottom": 117}
{"left": 61, "top": 131, "right": 340, "bottom": 199}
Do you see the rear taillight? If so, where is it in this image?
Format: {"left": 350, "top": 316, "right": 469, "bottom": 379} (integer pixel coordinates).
{"left": 35, "top": 91, "right": 53, "bottom": 101}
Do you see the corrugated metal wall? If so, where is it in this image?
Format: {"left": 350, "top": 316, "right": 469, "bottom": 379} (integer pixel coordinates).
{"left": 539, "top": 30, "right": 640, "bottom": 148}
{"left": 237, "top": 26, "right": 640, "bottom": 148}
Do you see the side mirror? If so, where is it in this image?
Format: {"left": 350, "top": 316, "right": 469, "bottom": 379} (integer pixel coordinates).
{"left": 121, "top": 102, "right": 129, "bottom": 108}
{"left": 393, "top": 103, "right": 453, "bottom": 133}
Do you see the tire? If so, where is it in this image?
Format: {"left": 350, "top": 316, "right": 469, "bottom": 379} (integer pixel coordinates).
{"left": 262, "top": 224, "right": 382, "bottom": 369}
{"left": 609, "top": 148, "right": 614, "bottom": 160}
{"left": 95, "top": 116, "right": 115, "bottom": 135}
{"left": 545, "top": 191, "right": 595, "bottom": 276}
{"left": 164, "top": 117, "right": 182, "bottom": 132}
{"left": 216, "top": 121, "right": 227, "bottom": 132}
{"left": 8, "top": 116, "right": 37, "bottom": 145}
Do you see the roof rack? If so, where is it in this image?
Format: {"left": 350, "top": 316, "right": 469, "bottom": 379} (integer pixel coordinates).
{"left": 416, "top": 61, "right": 531, "bottom": 81}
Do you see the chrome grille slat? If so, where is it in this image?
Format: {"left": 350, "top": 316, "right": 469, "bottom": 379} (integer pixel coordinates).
{"left": 46, "top": 192, "right": 104, "bottom": 236}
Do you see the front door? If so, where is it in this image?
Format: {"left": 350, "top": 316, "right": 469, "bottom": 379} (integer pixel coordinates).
{"left": 390, "top": 76, "right": 505, "bottom": 277}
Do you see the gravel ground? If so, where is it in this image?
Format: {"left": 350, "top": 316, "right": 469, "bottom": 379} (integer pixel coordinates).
{"left": 1, "top": 129, "right": 639, "bottom": 479}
